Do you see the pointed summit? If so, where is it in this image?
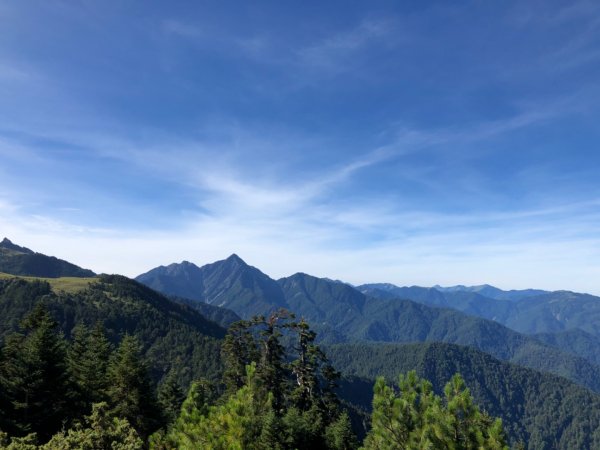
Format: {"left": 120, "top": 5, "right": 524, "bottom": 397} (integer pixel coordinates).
{"left": 136, "top": 254, "right": 286, "bottom": 318}
{"left": 224, "top": 253, "right": 246, "bottom": 267}
{"left": 0, "top": 238, "right": 34, "bottom": 254}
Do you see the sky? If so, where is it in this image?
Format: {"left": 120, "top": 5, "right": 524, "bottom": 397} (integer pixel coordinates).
{"left": 1, "top": 1, "right": 600, "bottom": 294}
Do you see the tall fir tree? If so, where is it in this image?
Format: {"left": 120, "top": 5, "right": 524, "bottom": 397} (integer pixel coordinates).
{"left": 221, "top": 319, "right": 260, "bottom": 393}
{"left": 0, "top": 303, "right": 72, "bottom": 441}
{"left": 255, "top": 312, "right": 290, "bottom": 411}
{"left": 107, "top": 334, "right": 161, "bottom": 439}
{"left": 67, "top": 322, "right": 112, "bottom": 413}
{"left": 157, "top": 369, "right": 185, "bottom": 426}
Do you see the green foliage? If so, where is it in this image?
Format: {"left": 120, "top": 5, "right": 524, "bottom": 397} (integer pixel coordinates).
{"left": 107, "top": 335, "right": 162, "bottom": 439}
{"left": 157, "top": 315, "right": 357, "bottom": 450}
{"left": 43, "top": 402, "right": 143, "bottom": 449}
{"left": 325, "top": 411, "right": 358, "bottom": 450}
{"left": 331, "top": 342, "right": 600, "bottom": 449}
{"left": 0, "top": 304, "right": 72, "bottom": 440}
{"left": 0, "top": 431, "right": 38, "bottom": 449}
{"left": 157, "top": 370, "right": 185, "bottom": 425}
{"left": 67, "top": 323, "right": 112, "bottom": 411}
{"left": 221, "top": 320, "right": 261, "bottom": 393}
{"left": 0, "top": 275, "right": 225, "bottom": 387}
{"left": 361, "top": 371, "right": 508, "bottom": 450}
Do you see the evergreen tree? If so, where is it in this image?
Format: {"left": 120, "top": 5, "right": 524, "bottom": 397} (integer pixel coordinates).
{"left": 221, "top": 319, "right": 260, "bottom": 393}
{"left": 361, "top": 371, "right": 509, "bottom": 450}
{"left": 43, "top": 402, "right": 143, "bottom": 450}
{"left": 325, "top": 411, "right": 358, "bottom": 450}
{"left": 254, "top": 311, "right": 290, "bottom": 411}
{"left": 0, "top": 303, "right": 71, "bottom": 441}
{"left": 0, "top": 344, "right": 10, "bottom": 433}
{"left": 156, "top": 364, "right": 267, "bottom": 450}
{"left": 157, "top": 369, "right": 185, "bottom": 426}
{"left": 168, "top": 315, "right": 358, "bottom": 450}
{"left": 67, "top": 322, "right": 112, "bottom": 412}
{"left": 107, "top": 334, "right": 161, "bottom": 439}
{"left": 290, "top": 319, "right": 340, "bottom": 418}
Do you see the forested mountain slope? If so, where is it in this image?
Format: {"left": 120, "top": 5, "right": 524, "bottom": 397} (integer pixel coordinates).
{"left": 0, "top": 238, "right": 95, "bottom": 278}
{"left": 361, "top": 282, "right": 600, "bottom": 338}
{"left": 330, "top": 341, "right": 600, "bottom": 450}
{"left": 0, "top": 275, "right": 224, "bottom": 385}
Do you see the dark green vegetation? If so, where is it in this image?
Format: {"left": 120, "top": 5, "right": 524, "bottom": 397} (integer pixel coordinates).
{"left": 137, "top": 257, "right": 600, "bottom": 395}
{"left": 172, "top": 295, "right": 241, "bottom": 328}
{"left": 329, "top": 342, "right": 600, "bottom": 449}
{"left": 152, "top": 312, "right": 362, "bottom": 449}
{"left": 362, "top": 371, "right": 507, "bottom": 449}
{"left": 0, "top": 238, "right": 95, "bottom": 278}
{"left": 0, "top": 275, "right": 224, "bottom": 386}
{"left": 0, "top": 293, "right": 463, "bottom": 450}
{"left": 0, "top": 305, "right": 157, "bottom": 446}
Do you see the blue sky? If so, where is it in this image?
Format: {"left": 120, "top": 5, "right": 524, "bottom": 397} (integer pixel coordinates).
{"left": 1, "top": 1, "right": 600, "bottom": 293}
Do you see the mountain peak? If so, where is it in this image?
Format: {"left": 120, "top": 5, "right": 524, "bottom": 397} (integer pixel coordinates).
{"left": 0, "top": 238, "right": 34, "bottom": 254}
{"left": 225, "top": 253, "right": 246, "bottom": 266}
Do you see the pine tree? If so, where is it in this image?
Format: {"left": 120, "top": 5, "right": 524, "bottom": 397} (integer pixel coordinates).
{"left": 68, "top": 322, "right": 112, "bottom": 411}
{"left": 255, "top": 311, "right": 290, "bottom": 411}
{"left": 221, "top": 319, "right": 260, "bottom": 393}
{"left": 107, "top": 335, "right": 161, "bottom": 439}
{"left": 0, "top": 344, "right": 10, "bottom": 433}
{"left": 325, "top": 411, "right": 358, "bottom": 450}
{"left": 157, "top": 364, "right": 267, "bottom": 450}
{"left": 361, "top": 371, "right": 509, "bottom": 450}
{"left": 43, "top": 402, "right": 143, "bottom": 450}
{"left": 290, "top": 318, "right": 340, "bottom": 418}
{"left": 158, "top": 369, "right": 185, "bottom": 426}
{"left": 0, "top": 303, "right": 71, "bottom": 441}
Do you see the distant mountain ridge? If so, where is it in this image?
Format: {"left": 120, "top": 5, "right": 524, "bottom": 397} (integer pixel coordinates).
{"left": 0, "top": 238, "right": 95, "bottom": 278}
{"left": 360, "top": 282, "right": 600, "bottom": 341}
{"left": 432, "top": 283, "right": 548, "bottom": 301}
{"left": 136, "top": 255, "right": 600, "bottom": 393}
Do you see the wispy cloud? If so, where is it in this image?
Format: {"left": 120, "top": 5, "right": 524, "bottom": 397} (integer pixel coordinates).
{"left": 297, "top": 18, "right": 397, "bottom": 73}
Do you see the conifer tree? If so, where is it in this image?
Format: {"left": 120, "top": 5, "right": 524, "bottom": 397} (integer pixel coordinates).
{"left": 107, "top": 334, "right": 161, "bottom": 439}
{"left": 68, "top": 322, "right": 112, "bottom": 411}
{"left": 325, "top": 411, "right": 358, "bottom": 450}
{"left": 156, "top": 364, "right": 267, "bottom": 450}
{"left": 361, "top": 371, "right": 509, "bottom": 450}
{"left": 0, "top": 303, "right": 71, "bottom": 440}
{"left": 153, "top": 313, "right": 358, "bottom": 449}
{"left": 221, "top": 319, "right": 260, "bottom": 393}
{"left": 158, "top": 369, "right": 185, "bottom": 426}
{"left": 0, "top": 344, "right": 10, "bottom": 433}
{"left": 43, "top": 402, "right": 143, "bottom": 450}
{"left": 255, "top": 312, "right": 289, "bottom": 410}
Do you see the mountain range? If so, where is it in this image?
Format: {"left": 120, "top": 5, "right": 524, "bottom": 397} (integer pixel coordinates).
{"left": 4, "top": 238, "right": 600, "bottom": 448}
{"left": 135, "top": 255, "right": 600, "bottom": 394}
